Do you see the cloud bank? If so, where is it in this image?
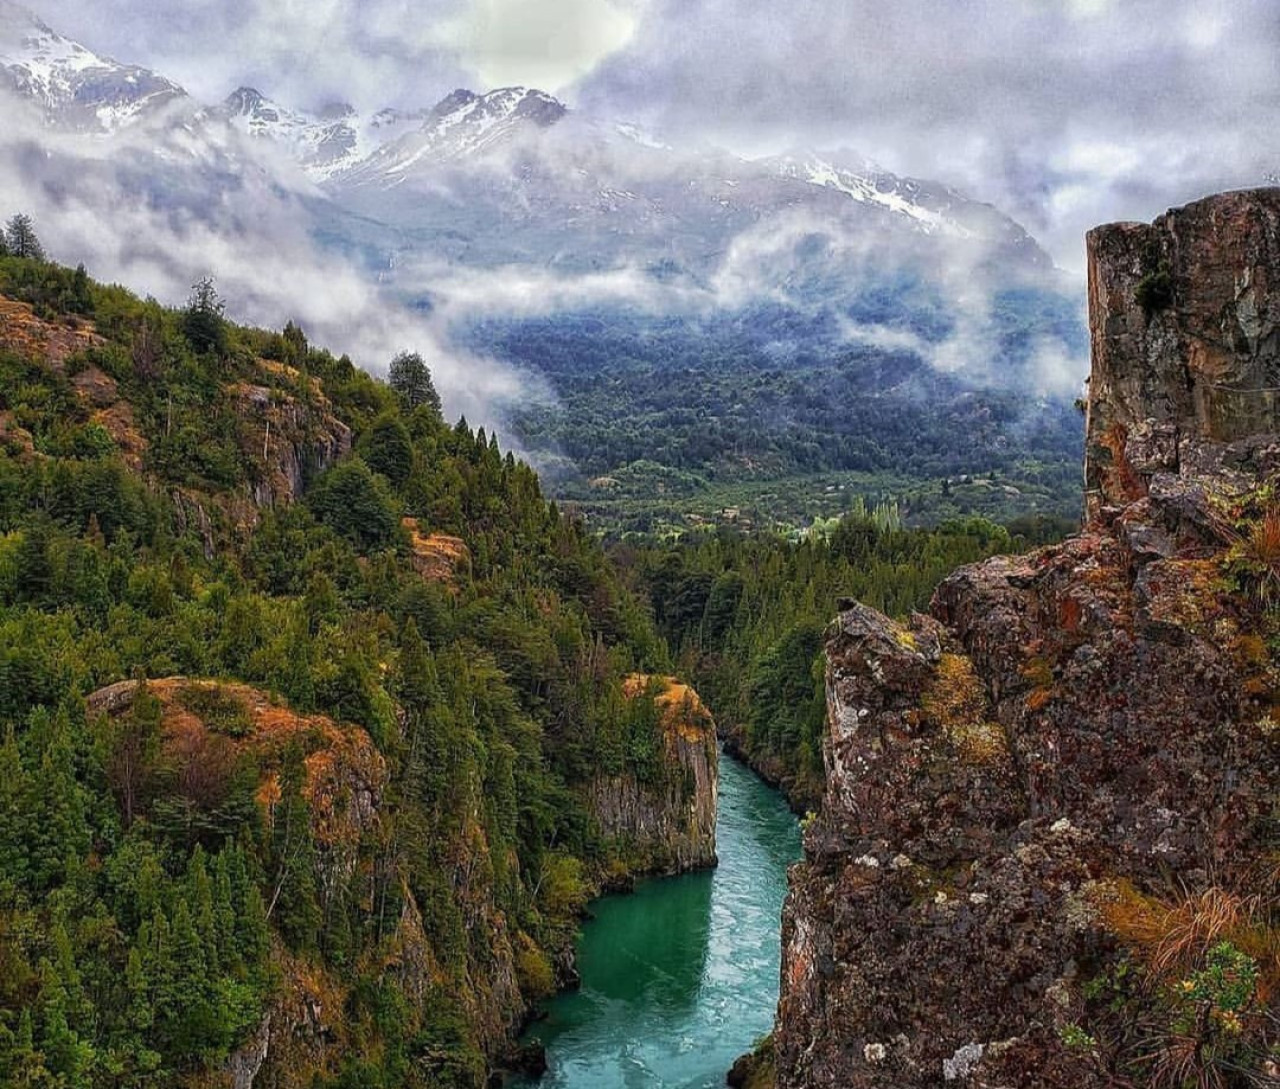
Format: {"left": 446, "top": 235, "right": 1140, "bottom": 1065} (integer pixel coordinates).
{"left": 574, "top": 0, "right": 1280, "bottom": 269}
{"left": 0, "top": 91, "right": 526, "bottom": 429}
{"left": 46, "top": 0, "right": 638, "bottom": 109}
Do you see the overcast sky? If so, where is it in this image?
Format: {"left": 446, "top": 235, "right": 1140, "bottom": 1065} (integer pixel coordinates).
{"left": 41, "top": 0, "right": 1280, "bottom": 269}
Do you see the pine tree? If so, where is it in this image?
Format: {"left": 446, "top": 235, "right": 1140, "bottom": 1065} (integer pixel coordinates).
{"left": 212, "top": 851, "right": 238, "bottom": 973}
{"left": 70, "top": 263, "right": 91, "bottom": 313}
{"left": 25, "top": 708, "right": 90, "bottom": 890}
{"left": 267, "top": 746, "right": 321, "bottom": 951}
{"left": 182, "top": 276, "right": 227, "bottom": 355}
{"left": 39, "top": 956, "right": 94, "bottom": 1087}
{"left": 5, "top": 214, "right": 45, "bottom": 261}
{"left": 364, "top": 412, "right": 414, "bottom": 485}
{"left": 124, "top": 946, "right": 152, "bottom": 1034}
{"left": 0, "top": 726, "right": 29, "bottom": 891}
{"left": 187, "top": 846, "right": 220, "bottom": 972}
{"left": 388, "top": 350, "right": 442, "bottom": 417}
{"left": 3, "top": 1008, "right": 48, "bottom": 1088}
{"left": 282, "top": 320, "right": 308, "bottom": 365}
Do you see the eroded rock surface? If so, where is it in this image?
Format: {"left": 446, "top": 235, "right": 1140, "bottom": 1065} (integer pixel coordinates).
{"left": 590, "top": 675, "right": 719, "bottom": 875}
{"left": 776, "top": 191, "right": 1280, "bottom": 1089}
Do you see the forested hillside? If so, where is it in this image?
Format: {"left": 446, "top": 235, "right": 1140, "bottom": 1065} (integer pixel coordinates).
{"left": 622, "top": 508, "right": 1071, "bottom": 808}
{"left": 0, "top": 222, "right": 687, "bottom": 1088}
{"left": 474, "top": 306, "right": 1084, "bottom": 535}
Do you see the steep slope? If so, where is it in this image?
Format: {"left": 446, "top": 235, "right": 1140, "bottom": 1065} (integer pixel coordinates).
{"left": 0, "top": 0, "right": 185, "bottom": 130}
{"left": 0, "top": 247, "right": 715, "bottom": 1088}
{"left": 590, "top": 676, "right": 719, "bottom": 875}
{"left": 775, "top": 189, "right": 1280, "bottom": 1088}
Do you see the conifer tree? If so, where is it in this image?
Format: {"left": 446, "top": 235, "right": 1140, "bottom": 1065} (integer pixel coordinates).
{"left": 212, "top": 851, "right": 238, "bottom": 972}
{"left": 182, "top": 276, "right": 227, "bottom": 355}
{"left": 267, "top": 746, "right": 321, "bottom": 951}
{"left": 0, "top": 726, "right": 28, "bottom": 890}
{"left": 5, "top": 214, "right": 44, "bottom": 261}
{"left": 38, "top": 956, "right": 93, "bottom": 1087}
{"left": 388, "top": 350, "right": 442, "bottom": 417}
{"left": 25, "top": 709, "right": 90, "bottom": 890}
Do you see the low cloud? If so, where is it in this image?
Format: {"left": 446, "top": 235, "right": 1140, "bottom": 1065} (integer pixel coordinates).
{"left": 575, "top": 0, "right": 1280, "bottom": 270}
{"left": 46, "top": 0, "right": 636, "bottom": 110}
{"left": 0, "top": 92, "right": 526, "bottom": 430}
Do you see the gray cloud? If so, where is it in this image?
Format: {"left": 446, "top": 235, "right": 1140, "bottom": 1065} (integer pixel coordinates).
{"left": 30, "top": 0, "right": 1280, "bottom": 267}
{"left": 575, "top": 0, "right": 1280, "bottom": 268}
{"left": 44, "top": 0, "right": 635, "bottom": 110}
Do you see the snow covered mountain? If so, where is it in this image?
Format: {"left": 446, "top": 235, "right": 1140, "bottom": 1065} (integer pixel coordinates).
{"left": 0, "top": 0, "right": 1046, "bottom": 264}
{"left": 0, "top": 0, "right": 1081, "bottom": 405}
{"left": 212, "top": 84, "right": 567, "bottom": 184}
{"left": 0, "top": 0, "right": 185, "bottom": 130}
{"left": 215, "top": 86, "right": 426, "bottom": 180}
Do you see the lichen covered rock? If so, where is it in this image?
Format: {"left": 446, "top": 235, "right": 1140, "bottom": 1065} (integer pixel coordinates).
{"left": 776, "top": 191, "right": 1280, "bottom": 1089}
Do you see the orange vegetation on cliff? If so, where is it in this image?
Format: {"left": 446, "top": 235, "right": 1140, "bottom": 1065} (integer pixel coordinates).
{"left": 402, "top": 517, "right": 471, "bottom": 586}
{"left": 0, "top": 296, "right": 101, "bottom": 366}
{"left": 623, "top": 674, "right": 715, "bottom": 743}
{"left": 88, "top": 677, "right": 386, "bottom": 850}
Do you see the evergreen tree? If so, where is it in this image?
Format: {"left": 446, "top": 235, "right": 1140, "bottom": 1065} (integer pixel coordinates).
{"left": 25, "top": 709, "right": 91, "bottom": 891}
{"left": 70, "top": 264, "right": 91, "bottom": 314}
{"left": 38, "top": 956, "right": 94, "bottom": 1087}
{"left": 388, "top": 351, "right": 442, "bottom": 417}
{"left": 0, "top": 726, "right": 28, "bottom": 890}
{"left": 5, "top": 214, "right": 45, "bottom": 261}
{"left": 364, "top": 412, "right": 414, "bottom": 485}
{"left": 282, "top": 320, "right": 308, "bottom": 365}
{"left": 182, "top": 276, "right": 227, "bottom": 355}
{"left": 267, "top": 746, "right": 321, "bottom": 952}
{"left": 306, "top": 459, "right": 400, "bottom": 551}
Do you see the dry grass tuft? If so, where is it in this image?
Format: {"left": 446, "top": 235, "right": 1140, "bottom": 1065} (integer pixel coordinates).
{"left": 1104, "top": 884, "right": 1257, "bottom": 977}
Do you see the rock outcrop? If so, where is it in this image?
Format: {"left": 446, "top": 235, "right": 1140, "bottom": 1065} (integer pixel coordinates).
{"left": 775, "top": 191, "right": 1280, "bottom": 1089}
{"left": 231, "top": 368, "right": 352, "bottom": 509}
{"left": 589, "top": 676, "right": 719, "bottom": 875}
{"left": 402, "top": 517, "right": 472, "bottom": 587}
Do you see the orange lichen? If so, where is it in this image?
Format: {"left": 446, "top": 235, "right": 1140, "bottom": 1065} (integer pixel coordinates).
{"left": 1026, "top": 687, "right": 1054, "bottom": 713}
{"left": 922, "top": 654, "right": 1009, "bottom": 766}
{"left": 1141, "top": 559, "right": 1223, "bottom": 632}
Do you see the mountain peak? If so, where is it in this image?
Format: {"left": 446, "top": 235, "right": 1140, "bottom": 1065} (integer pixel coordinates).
{"left": 0, "top": 3, "right": 186, "bottom": 130}
{"left": 224, "top": 86, "right": 268, "bottom": 112}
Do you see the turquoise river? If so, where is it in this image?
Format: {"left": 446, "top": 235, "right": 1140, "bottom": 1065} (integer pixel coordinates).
{"left": 514, "top": 749, "right": 803, "bottom": 1088}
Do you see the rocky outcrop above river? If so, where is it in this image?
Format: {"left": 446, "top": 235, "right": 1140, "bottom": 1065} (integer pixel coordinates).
{"left": 590, "top": 676, "right": 719, "bottom": 875}
{"left": 775, "top": 190, "right": 1280, "bottom": 1089}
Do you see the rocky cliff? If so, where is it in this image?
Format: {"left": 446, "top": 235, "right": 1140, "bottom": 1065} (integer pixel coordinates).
{"left": 589, "top": 676, "right": 719, "bottom": 876}
{"left": 775, "top": 190, "right": 1280, "bottom": 1089}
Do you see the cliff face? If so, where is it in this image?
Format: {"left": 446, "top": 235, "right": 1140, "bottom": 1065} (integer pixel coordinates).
{"left": 776, "top": 191, "right": 1280, "bottom": 1089}
{"left": 590, "top": 676, "right": 719, "bottom": 876}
